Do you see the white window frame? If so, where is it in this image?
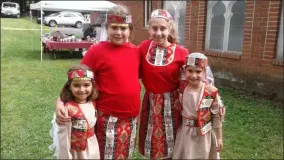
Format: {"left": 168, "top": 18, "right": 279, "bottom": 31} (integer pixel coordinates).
{"left": 163, "top": 1, "right": 187, "bottom": 46}
{"left": 277, "top": 3, "right": 283, "bottom": 59}
{"left": 205, "top": 1, "right": 245, "bottom": 53}
{"left": 144, "top": 0, "right": 152, "bottom": 27}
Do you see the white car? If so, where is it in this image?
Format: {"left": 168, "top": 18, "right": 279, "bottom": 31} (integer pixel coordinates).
{"left": 1, "top": 2, "right": 20, "bottom": 18}
{"left": 43, "top": 11, "right": 87, "bottom": 28}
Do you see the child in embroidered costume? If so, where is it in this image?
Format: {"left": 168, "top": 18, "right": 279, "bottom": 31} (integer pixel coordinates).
{"left": 55, "top": 5, "right": 140, "bottom": 159}
{"left": 52, "top": 64, "right": 100, "bottom": 159}
{"left": 138, "top": 9, "right": 189, "bottom": 159}
{"left": 172, "top": 52, "right": 226, "bottom": 159}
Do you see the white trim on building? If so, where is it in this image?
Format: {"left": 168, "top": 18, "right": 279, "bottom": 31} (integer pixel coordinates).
{"left": 205, "top": 1, "right": 246, "bottom": 53}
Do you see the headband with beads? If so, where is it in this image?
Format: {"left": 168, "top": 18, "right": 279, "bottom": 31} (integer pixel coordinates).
{"left": 107, "top": 14, "right": 132, "bottom": 27}
{"left": 67, "top": 69, "right": 94, "bottom": 81}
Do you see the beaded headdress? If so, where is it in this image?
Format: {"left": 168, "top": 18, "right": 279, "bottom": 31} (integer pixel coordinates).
{"left": 107, "top": 14, "right": 132, "bottom": 27}
{"left": 185, "top": 52, "right": 215, "bottom": 85}
{"left": 151, "top": 9, "right": 172, "bottom": 20}
{"left": 67, "top": 69, "right": 94, "bottom": 81}
{"left": 186, "top": 52, "right": 208, "bottom": 68}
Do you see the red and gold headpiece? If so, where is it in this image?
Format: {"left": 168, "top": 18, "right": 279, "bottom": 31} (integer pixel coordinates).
{"left": 151, "top": 9, "right": 172, "bottom": 20}
{"left": 67, "top": 69, "right": 94, "bottom": 81}
{"left": 107, "top": 14, "right": 132, "bottom": 27}
{"left": 186, "top": 52, "right": 208, "bottom": 68}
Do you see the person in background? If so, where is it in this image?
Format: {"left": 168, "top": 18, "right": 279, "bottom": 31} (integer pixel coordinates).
{"left": 173, "top": 52, "right": 226, "bottom": 159}
{"left": 138, "top": 9, "right": 189, "bottom": 159}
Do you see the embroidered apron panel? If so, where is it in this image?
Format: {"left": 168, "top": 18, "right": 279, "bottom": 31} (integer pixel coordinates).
{"left": 96, "top": 113, "right": 138, "bottom": 159}
{"left": 139, "top": 90, "right": 181, "bottom": 159}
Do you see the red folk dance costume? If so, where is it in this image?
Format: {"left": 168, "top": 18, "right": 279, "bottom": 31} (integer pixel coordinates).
{"left": 138, "top": 40, "right": 188, "bottom": 159}
{"left": 81, "top": 41, "right": 140, "bottom": 159}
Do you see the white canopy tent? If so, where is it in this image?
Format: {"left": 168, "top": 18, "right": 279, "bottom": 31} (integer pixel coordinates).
{"left": 29, "top": 0, "right": 116, "bottom": 61}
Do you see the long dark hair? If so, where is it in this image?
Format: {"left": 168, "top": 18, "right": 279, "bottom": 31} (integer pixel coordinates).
{"left": 60, "top": 64, "right": 98, "bottom": 103}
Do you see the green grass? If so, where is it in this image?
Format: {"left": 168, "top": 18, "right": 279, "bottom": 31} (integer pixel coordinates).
{"left": 1, "top": 18, "right": 283, "bottom": 159}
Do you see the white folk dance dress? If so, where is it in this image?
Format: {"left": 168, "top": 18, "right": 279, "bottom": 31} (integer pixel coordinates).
{"left": 173, "top": 82, "right": 225, "bottom": 159}
{"left": 50, "top": 101, "right": 100, "bottom": 159}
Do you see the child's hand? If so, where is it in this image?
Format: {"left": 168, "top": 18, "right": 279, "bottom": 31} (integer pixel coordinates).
{"left": 216, "top": 138, "right": 223, "bottom": 152}
{"left": 55, "top": 99, "right": 71, "bottom": 125}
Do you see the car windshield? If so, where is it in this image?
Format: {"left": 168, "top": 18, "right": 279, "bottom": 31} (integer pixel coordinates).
{"left": 49, "top": 13, "right": 60, "bottom": 17}
{"left": 3, "top": 3, "right": 16, "bottom": 8}
{"left": 61, "top": 12, "right": 83, "bottom": 17}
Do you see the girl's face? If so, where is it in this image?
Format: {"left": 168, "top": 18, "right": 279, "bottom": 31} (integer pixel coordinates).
{"left": 107, "top": 24, "right": 130, "bottom": 45}
{"left": 70, "top": 80, "right": 93, "bottom": 103}
{"left": 148, "top": 18, "right": 170, "bottom": 46}
{"left": 184, "top": 66, "right": 205, "bottom": 87}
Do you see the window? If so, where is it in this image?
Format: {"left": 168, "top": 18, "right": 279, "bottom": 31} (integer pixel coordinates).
{"left": 64, "top": 14, "right": 76, "bottom": 17}
{"left": 205, "top": 1, "right": 246, "bottom": 52}
{"left": 163, "top": 1, "right": 187, "bottom": 45}
{"left": 144, "top": 0, "right": 152, "bottom": 27}
{"left": 277, "top": 3, "right": 283, "bottom": 59}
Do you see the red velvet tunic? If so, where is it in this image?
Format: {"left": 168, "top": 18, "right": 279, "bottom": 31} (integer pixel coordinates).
{"left": 81, "top": 41, "right": 141, "bottom": 118}
{"left": 139, "top": 40, "right": 188, "bottom": 93}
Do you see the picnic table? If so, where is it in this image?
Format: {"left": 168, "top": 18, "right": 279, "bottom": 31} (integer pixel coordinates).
{"left": 44, "top": 40, "right": 95, "bottom": 59}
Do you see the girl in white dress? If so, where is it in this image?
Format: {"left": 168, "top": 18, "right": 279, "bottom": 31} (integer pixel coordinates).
{"left": 50, "top": 64, "right": 100, "bottom": 159}
{"left": 173, "top": 52, "right": 226, "bottom": 159}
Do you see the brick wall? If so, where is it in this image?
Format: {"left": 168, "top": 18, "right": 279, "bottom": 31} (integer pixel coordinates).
{"left": 185, "top": 0, "right": 283, "bottom": 100}
{"left": 109, "top": 0, "right": 283, "bottom": 100}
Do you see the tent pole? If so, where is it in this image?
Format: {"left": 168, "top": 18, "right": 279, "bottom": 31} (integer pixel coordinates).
{"left": 40, "top": 2, "right": 43, "bottom": 61}
{"left": 30, "top": 10, "right": 34, "bottom": 51}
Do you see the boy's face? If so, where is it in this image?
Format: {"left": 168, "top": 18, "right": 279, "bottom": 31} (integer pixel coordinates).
{"left": 107, "top": 24, "right": 130, "bottom": 45}
{"left": 184, "top": 66, "right": 205, "bottom": 86}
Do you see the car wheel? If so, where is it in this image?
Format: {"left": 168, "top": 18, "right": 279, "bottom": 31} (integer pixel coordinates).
{"left": 75, "top": 21, "right": 82, "bottom": 28}
{"left": 49, "top": 20, "right": 57, "bottom": 27}
{"left": 16, "top": 14, "right": 20, "bottom": 18}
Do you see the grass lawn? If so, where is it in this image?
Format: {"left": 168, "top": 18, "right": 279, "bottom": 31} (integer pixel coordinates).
{"left": 1, "top": 18, "right": 283, "bottom": 159}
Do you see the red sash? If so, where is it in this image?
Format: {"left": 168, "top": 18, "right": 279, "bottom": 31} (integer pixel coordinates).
{"left": 65, "top": 101, "right": 96, "bottom": 151}
{"left": 196, "top": 86, "right": 217, "bottom": 135}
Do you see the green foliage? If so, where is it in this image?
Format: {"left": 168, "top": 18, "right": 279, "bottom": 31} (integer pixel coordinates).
{"left": 1, "top": 18, "right": 283, "bottom": 159}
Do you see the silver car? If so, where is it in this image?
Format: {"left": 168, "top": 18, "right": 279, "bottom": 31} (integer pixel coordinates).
{"left": 43, "top": 11, "right": 87, "bottom": 28}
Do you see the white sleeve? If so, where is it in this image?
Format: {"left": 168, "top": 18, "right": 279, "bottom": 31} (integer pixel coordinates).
{"left": 57, "top": 122, "right": 72, "bottom": 159}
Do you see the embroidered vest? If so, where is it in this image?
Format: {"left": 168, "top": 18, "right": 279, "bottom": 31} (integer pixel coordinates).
{"left": 65, "top": 101, "right": 96, "bottom": 151}
{"left": 146, "top": 41, "right": 176, "bottom": 66}
{"left": 180, "top": 83, "right": 218, "bottom": 136}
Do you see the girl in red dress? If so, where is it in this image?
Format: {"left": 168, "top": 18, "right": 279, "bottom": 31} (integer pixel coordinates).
{"left": 55, "top": 5, "right": 141, "bottom": 159}
{"left": 138, "top": 9, "right": 189, "bottom": 159}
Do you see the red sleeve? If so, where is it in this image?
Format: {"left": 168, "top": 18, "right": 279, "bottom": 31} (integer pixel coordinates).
{"left": 138, "top": 51, "right": 142, "bottom": 79}
{"left": 81, "top": 45, "right": 96, "bottom": 71}
{"left": 138, "top": 40, "right": 148, "bottom": 79}
{"left": 178, "top": 46, "right": 189, "bottom": 93}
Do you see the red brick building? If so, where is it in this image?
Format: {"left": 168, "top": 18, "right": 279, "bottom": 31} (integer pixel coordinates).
{"left": 110, "top": 0, "right": 283, "bottom": 100}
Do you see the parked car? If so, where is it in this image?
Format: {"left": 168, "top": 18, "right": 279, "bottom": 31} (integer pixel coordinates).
{"left": 43, "top": 11, "right": 87, "bottom": 28}
{"left": 1, "top": 2, "right": 20, "bottom": 18}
